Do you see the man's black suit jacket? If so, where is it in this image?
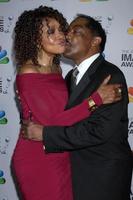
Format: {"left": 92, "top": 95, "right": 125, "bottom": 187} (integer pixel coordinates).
{"left": 43, "top": 55, "right": 133, "bottom": 200}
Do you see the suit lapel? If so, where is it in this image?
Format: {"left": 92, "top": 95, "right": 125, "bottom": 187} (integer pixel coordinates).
{"left": 65, "top": 69, "right": 73, "bottom": 95}
{"left": 66, "top": 55, "right": 104, "bottom": 107}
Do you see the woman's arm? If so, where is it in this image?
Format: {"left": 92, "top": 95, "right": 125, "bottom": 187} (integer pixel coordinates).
{"left": 50, "top": 91, "right": 102, "bottom": 126}
{"left": 18, "top": 74, "right": 121, "bottom": 127}
{"left": 44, "top": 75, "right": 122, "bottom": 126}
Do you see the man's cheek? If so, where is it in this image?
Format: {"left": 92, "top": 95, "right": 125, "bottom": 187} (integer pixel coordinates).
{"left": 72, "top": 41, "right": 80, "bottom": 51}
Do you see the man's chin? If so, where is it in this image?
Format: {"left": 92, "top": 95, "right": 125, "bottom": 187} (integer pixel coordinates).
{"left": 63, "top": 50, "right": 73, "bottom": 59}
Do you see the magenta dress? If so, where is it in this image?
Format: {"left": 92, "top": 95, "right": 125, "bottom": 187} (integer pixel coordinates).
{"left": 12, "top": 73, "right": 91, "bottom": 200}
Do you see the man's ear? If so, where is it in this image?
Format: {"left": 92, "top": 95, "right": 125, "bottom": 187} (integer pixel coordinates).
{"left": 92, "top": 36, "right": 102, "bottom": 47}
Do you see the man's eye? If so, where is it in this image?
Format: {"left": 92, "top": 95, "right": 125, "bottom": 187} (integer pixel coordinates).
{"left": 74, "top": 30, "right": 81, "bottom": 34}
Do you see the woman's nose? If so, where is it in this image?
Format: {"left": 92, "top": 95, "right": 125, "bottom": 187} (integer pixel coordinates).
{"left": 57, "top": 31, "right": 65, "bottom": 39}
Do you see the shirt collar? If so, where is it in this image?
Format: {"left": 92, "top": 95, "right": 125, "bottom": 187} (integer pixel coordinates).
{"left": 75, "top": 53, "right": 100, "bottom": 77}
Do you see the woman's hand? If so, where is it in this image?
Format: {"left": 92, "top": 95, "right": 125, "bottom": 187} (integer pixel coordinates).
{"left": 97, "top": 75, "right": 122, "bottom": 104}
{"left": 21, "top": 121, "right": 43, "bottom": 141}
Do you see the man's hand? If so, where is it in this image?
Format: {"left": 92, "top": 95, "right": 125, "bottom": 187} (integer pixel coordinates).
{"left": 22, "top": 121, "right": 43, "bottom": 141}
{"left": 97, "top": 75, "right": 122, "bottom": 104}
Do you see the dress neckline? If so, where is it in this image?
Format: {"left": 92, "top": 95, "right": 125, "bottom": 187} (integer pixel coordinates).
{"left": 17, "top": 72, "right": 62, "bottom": 77}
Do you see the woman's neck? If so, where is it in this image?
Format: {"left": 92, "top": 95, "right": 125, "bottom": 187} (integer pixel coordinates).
{"left": 26, "top": 51, "right": 61, "bottom": 74}
{"left": 38, "top": 51, "right": 54, "bottom": 68}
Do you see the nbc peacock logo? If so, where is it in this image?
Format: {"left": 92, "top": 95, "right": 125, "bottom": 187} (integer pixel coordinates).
{"left": 128, "top": 87, "right": 133, "bottom": 103}
{"left": 0, "top": 0, "right": 10, "bottom": 2}
{"left": 0, "top": 170, "right": 6, "bottom": 184}
{"left": 127, "top": 19, "right": 133, "bottom": 35}
{"left": 0, "top": 46, "right": 9, "bottom": 64}
{"left": 0, "top": 110, "right": 8, "bottom": 124}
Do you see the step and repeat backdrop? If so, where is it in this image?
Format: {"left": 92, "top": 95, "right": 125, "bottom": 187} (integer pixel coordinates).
{"left": 0, "top": 0, "right": 133, "bottom": 199}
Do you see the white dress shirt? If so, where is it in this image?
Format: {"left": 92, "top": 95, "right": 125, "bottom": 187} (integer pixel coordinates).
{"left": 75, "top": 53, "right": 100, "bottom": 85}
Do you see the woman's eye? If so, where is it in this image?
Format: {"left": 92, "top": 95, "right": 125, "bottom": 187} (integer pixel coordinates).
{"left": 47, "top": 29, "right": 54, "bottom": 34}
{"left": 59, "top": 28, "right": 63, "bottom": 32}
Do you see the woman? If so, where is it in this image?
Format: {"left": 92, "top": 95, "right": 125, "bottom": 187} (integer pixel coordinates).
{"left": 12, "top": 6, "right": 120, "bottom": 200}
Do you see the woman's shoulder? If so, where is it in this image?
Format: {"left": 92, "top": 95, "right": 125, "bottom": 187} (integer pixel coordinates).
{"left": 17, "top": 64, "right": 38, "bottom": 74}
{"left": 16, "top": 65, "right": 41, "bottom": 90}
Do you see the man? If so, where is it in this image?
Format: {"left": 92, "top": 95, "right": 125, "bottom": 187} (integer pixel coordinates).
{"left": 24, "top": 15, "right": 132, "bottom": 200}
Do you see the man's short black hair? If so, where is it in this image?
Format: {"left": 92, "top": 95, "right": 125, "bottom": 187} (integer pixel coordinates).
{"left": 75, "top": 14, "right": 106, "bottom": 52}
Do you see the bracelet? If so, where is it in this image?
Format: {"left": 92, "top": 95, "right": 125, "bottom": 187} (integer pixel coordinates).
{"left": 88, "top": 97, "right": 98, "bottom": 112}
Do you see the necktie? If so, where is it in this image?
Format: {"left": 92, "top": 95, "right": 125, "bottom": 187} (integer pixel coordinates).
{"left": 70, "top": 68, "right": 79, "bottom": 92}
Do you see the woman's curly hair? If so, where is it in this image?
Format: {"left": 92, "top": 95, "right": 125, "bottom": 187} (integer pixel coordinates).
{"left": 14, "top": 6, "right": 68, "bottom": 66}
